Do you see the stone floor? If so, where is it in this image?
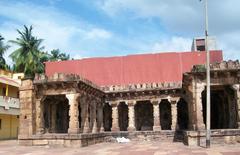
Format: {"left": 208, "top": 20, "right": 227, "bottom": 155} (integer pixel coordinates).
{"left": 1, "top": 140, "right": 240, "bottom": 155}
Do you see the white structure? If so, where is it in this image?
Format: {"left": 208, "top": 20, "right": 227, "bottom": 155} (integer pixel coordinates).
{"left": 191, "top": 36, "right": 217, "bottom": 51}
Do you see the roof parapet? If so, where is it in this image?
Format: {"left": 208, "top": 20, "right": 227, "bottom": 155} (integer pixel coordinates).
{"left": 191, "top": 60, "right": 240, "bottom": 73}
{"left": 34, "top": 73, "right": 102, "bottom": 92}
{"left": 210, "top": 60, "right": 240, "bottom": 70}
{"left": 102, "top": 82, "right": 182, "bottom": 93}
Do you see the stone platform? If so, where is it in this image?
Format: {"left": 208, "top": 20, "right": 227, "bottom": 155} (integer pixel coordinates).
{"left": 184, "top": 129, "right": 240, "bottom": 146}
{"left": 18, "top": 130, "right": 183, "bottom": 147}
{"left": 18, "top": 129, "right": 240, "bottom": 147}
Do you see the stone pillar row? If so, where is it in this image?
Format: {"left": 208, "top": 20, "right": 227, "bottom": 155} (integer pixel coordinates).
{"left": 37, "top": 95, "right": 183, "bottom": 134}
{"left": 111, "top": 99, "right": 180, "bottom": 132}
{"left": 62, "top": 93, "right": 104, "bottom": 134}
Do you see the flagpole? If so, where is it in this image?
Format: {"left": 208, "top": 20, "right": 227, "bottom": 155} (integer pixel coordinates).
{"left": 204, "top": 0, "right": 211, "bottom": 148}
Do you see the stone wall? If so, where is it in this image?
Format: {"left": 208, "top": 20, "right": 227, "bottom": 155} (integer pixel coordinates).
{"left": 18, "top": 79, "right": 35, "bottom": 139}
{"left": 184, "top": 129, "right": 240, "bottom": 146}
{"left": 19, "top": 131, "right": 183, "bottom": 147}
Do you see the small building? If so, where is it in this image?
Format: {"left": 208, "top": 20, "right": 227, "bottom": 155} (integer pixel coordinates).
{"left": 0, "top": 69, "right": 23, "bottom": 139}
{"left": 191, "top": 36, "right": 218, "bottom": 52}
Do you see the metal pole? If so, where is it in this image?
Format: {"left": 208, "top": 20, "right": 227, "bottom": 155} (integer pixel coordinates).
{"left": 204, "top": 0, "right": 211, "bottom": 148}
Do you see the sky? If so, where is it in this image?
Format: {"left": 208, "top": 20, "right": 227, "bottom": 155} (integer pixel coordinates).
{"left": 0, "top": 0, "right": 239, "bottom": 64}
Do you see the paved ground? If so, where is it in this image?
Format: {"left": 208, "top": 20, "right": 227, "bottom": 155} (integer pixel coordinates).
{"left": 0, "top": 140, "right": 240, "bottom": 155}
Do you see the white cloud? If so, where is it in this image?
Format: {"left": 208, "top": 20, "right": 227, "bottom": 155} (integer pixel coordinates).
{"left": 1, "top": 0, "right": 239, "bottom": 64}
{"left": 98, "top": 0, "right": 240, "bottom": 34}
{"left": 151, "top": 37, "right": 192, "bottom": 52}
{"left": 86, "top": 28, "right": 112, "bottom": 40}
{"left": 0, "top": 1, "right": 113, "bottom": 63}
{"left": 98, "top": 0, "right": 240, "bottom": 60}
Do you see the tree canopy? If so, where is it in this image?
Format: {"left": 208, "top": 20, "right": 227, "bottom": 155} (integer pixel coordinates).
{"left": 9, "top": 25, "right": 47, "bottom": 77}
{"left": 49, "top": 49, "right": 70, "bottom": 61}
{"left": 0, "top": 25, "right": 72, "bottom": 77}
{"left": 0, "top": 35, "right": 9, "bottom": 70}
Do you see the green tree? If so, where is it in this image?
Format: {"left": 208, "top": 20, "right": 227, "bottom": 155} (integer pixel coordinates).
{"left": 49, "top": 49, "right": 70, "bottom": 61}
{"left": 0, "top": 35, "right": 9, "bottom": 69}
{"left": 9, "top": 25, "right": 47, "bottom": 77}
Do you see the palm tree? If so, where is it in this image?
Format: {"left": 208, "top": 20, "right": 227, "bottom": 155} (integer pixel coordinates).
{"left": 9, "top": 25, "right": 46, "bottom": 77}
{"left": 0, "top": 35, "right": 9, "bottom": 69}
{"left": 49, "top": 49, "right": 70, "bottom": 61}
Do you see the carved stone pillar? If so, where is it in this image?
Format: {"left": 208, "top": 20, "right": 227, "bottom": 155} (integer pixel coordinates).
{"left": 66, "top": 93, "right": 80, "bottom": 134}
{"left": 96, "top": 101, "right": 104, "bottom": 132}
{"left": 194, "top": 84, "right": 205, "bottom": 130}
{"left": 83, "top": 98, "right": 90, "bottom": 133}
{"left": 50, "top": 103, "right": 57, "bottom": 133}
{"left": 111, "top": 102, "right": 120, "bottom": 131}
{"left": 151, "top": 99, "right": 161, "bottom": 131}
{"left": 36, "top": 98, "right": 45, "bottom": 134}
{"left": 99, "top": 102, "right": 105, "bottom": 132}
{"left": 127, "top": 100, "right": 136, "bottom": 131}
{"left": 170, "top": 99, "right": 178, "bottom": 130}
{"left": 233, "top": 84, "right": 240, "bottom": 128}
{"left": 92, "top": 100, "right": 98, "bottom": 133}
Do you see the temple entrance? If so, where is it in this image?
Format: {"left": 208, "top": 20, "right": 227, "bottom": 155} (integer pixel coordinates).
{"left": 160, "top": 99, "right": 172, "bottom": 130}
{"left": 135, "top": 101, "right": 153, "bottom": 131}
{"left": 118, "top": 102, "right": 128, "bottom": 131}
{"left": 103, "top": 103, "right": 112, "bottom": 131}
{"left": 177, "top": 98, "right": 189, "bottom": 130}
{"left": 202, "top": 86, "right": 238, "bottom": 129}
{"left": 43, "top": 95, "right": 69, "bottom": 133}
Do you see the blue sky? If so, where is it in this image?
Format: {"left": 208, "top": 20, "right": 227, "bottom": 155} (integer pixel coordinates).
{"left": 0, "top": 0, "right": 239, "bottom": 63}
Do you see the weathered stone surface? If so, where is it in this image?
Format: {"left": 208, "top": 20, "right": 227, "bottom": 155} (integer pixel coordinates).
{"left": 19, "top": 62, "right": 240, "bottom": 147}
{"left": 66, "top": 93, "right": 81, "bottom": 134}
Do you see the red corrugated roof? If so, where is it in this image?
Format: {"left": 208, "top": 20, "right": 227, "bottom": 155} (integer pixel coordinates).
{"left": 45, "top": 51, "right": 223, "bottom": 86}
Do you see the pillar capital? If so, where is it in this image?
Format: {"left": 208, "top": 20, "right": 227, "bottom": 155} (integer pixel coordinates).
{"left": 151, "top": 99, "right": 160, "bottom": 105}
{"left": 126, "top": 100, "right": 136, "bottom": 106}
{"left": 232, "top": 84, "right": 240, "bottom": 91}
{"left": 170, "top": 97, "right": 180, "bottom": 104}
{"left": 109, "top": 101, "right": 118, "bottom": 107}
{"left": 66, "top": 93, "right": 81, "bottom": 103}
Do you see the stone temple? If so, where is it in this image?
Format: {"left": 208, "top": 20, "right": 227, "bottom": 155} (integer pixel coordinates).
{"left": 18, "top": 50, "right": 240, "bottom": 147}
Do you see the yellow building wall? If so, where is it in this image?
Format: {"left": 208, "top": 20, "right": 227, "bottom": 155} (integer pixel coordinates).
{"left": 0, "top": 70, "right": 12, "bottom": 78}
{"left": 0, "top": 114, "right": 19, "bottom": 139}
{"left": 0, "top": 83, "right": 18, "bottom": 98}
